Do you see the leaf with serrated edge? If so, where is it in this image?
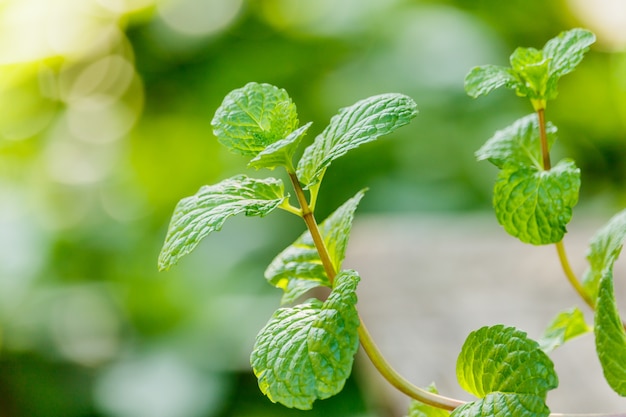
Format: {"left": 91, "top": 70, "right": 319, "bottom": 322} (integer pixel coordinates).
{"left": 475, "top": 114, "right": 557, "bottom": 169}
{"left": 249, "top": 122, "right": 312, "bottom": 171}
{"left": 250, "top": 270, "right": 360, "bottom": 409}
{"left": 582, "top": 209, "right": 626, "bottom": 302}
{"left": 211, "top": 82, "right": 298, "bottom": 157}
{"left": 451, "top": 393, "right": 550, "bottom": 417}
{"left": 408, "top": 384, "right": 450, "bottom": 417}
{"left": 296, "top": 94, "right": 417, "bottom": 189}
{"left": 544, "top": 29, "right": 596, "bottom": 79}
{"left": 539, "top": 307, "right": 591, "bottom": 353}
{"left": 456, "top": 325, "right": 558, "bottom": 398}
{"left": 493, "top": 159, "right": 580, "bottom": 245}
{"left": 464, "top": 65, "right": 518, "bottom": 98}
{"left": 265, "top": 190, "right": 366, "bottom": 304}
{"left": 158, "top": 175, "right": 286, "bottom": 271}
{"left": 595, "top": 270, "right": 626, "bottom": 396}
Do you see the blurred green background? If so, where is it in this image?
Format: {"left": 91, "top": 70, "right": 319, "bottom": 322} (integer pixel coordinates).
{"left": 1, "top": 0, "right": 626, "bottom": 416}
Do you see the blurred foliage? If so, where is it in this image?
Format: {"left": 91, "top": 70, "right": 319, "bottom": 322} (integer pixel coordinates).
{"left": 1, "top": 0, "right": 626, "bottom": 416}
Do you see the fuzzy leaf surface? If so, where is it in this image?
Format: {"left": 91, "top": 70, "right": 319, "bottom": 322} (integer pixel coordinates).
{"left": 475, "top": 114, "right": 557, "bottom": 169}
{"left": 408, "top": 384, "right": 450, "bottom": 417}
{"left": 456, "top": 325, "right": 558, "bottom": 398}
{"left": 595, "top": 270, "right": 626, "bottom": 396}
{"left": 265, "top": 190, "right": 366, "bottom": 304}
{"left": 248, "top": 122, "right": 312, "bottom": 171}
{"left": 158, "top": 175, "right": 285, "bottom": 270}
{"left": 451, "top": 393, "right": 550, "bottom": 417}
{"left": 296, "top": 93, "right": 417, "bottom": 188}
{"left": 211, "top": 82, "right": 298, "bottom": 157}
{"left": 250, "top": 270, "right": 360, "bottom": 409}
{"left": 539, "top": 307, "right": 591, "bottom": 353}
{"left": 493, "top": 159, "right": 580, "bottom": 245}
{"left": 582, "top": 209, "right": 626, "bottom": 302}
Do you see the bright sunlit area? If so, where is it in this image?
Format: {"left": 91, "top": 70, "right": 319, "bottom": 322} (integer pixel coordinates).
{"left": 1, "top": 0, "right": 626, "bottom": 416}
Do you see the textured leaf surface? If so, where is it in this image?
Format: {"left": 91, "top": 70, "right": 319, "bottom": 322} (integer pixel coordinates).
{"left": 544, "top": 29, "right": 596, "bottom": 80}
{"left": 539, "top": 307, "right": 591, "bottom": 353}
{"left": 509, "top": 47, "right": 550, "bottom": 99}
{"left": 248, "top": 122, "right": 312, "bottom": 171}
{"left": 595, "top": 270, "right": 626, "bottom": 396}
{"left": 296, "top": 93, "right": 417, "bottom": 188}
{"left": 475, "top": 114, "right": 557, "bottom": 169}
{"left": 582, "top": 209, "right": 626, "bottom": 302}
{"left": 265, "top": 190, "right": 366, "bottom": 304}
{"left": 211, "top": 82, "right": 298, "bottom": 156}
{"left": 250, "top": 270, "right": 361, "bottom": 409}
{"left": 464, "top": 65, "right": 517, "bottom": 98}
{"left": 158, "top": 175, "right": 285, "bottom": 270}
{"left": 456, "top": 325, "right": 558, "bottom": 398}
{"left": 451, "top": 393, "right": 549, "bottom": 417}
{"left": 493, "top": 159, "right": 580, "bottom": 245}
{"left": 408, "top": 384, "right": 450, "bottom": 417}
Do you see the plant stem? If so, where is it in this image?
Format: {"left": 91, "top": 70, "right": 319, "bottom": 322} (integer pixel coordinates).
{"left": 555, "top": 241, "right": 595, "bottom": 309}
{"left": 537, "top": 108, "right": 551, "bottom": 171}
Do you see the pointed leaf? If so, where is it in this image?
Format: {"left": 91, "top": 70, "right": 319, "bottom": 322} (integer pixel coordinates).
{"left": 248, "top": 122, "right": 312, "bottom": 170}
{"left": 475, "top": 114, "right": 557, "bottom": 169}
{"left": 493, "top": 159, "right": 580, "bottom": 245}
{"left": 456, "top": 325, "right": 558, "bottom": 398}
{"left": 595, "top": 270, "right": 626, "bottom": 396}
{"left": 158, "top": 175, "right": 286, "bottom": 270}
{"left": 582, "top": 209, "right": 626, "bottom": 302}
{"left": 250, "top": 270, "right": 361, "bottom": 409}
{"left": 211, "top": 82, "right": 298, "bottom": 157}
{"left": 297, "top": 94, "right": 417, "bottom": 188}
{"left": 464, "top": 65, "right": 519, "bottom": 98}
{"left": 265, "top": 190, "right": 366, "bottom": 304}
{"left": 408, "top": 384, "right": 451, "bottom": 417}
{"left": 538, "top": 307, "right": 591, "bottom": 353}
{"left": 544, "top": 28, "right": 596, "bottom": 79}
{"left": 451, "top": 393, "right": 550, "bottom": 417}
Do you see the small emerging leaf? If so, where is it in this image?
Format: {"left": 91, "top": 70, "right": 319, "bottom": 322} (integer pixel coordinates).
{"left": 248, "top": 122, "right": 312, "bottom": 171}
{"left": 451, "top": 393, "right": 550, "bottom": 417}
{"left": 265, "top": 190, "right": 366, "bottom": 304}
{"left": 211, "top": 82, "right": 298, "bottom": 157}
{"left": 539, "top": 307, "right": 591, "bottom": 353}
{"left": 297, "top": 93, "right": 417, "bottom": 189}
{"left": 251, "top": 270, "right": 361, "bottom": 409}
{"left": 456, "top": 325, "right": 558, "bottom": 398}
{"left": 158, "top": 175, "right": 286, "bottom": 271}
{"left": 509, "top": 47, "right": 550, "bottom": 100}
{"left": 493, "top": 159, "right": 580, "bottom": 245}
{"left": 408, "top": 384, "right": 450, "bottom": 417}
{"left": 475, "top": 114, "right": 557, "bottom": 169}
{"left": 595, "top": 270, "right": 626, "bottom": 396}
{"left": 582, "top": 209, "right": 626, "bottom": 302}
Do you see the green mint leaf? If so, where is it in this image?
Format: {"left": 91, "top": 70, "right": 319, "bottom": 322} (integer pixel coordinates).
{"left": 543, "top": 28, "right": 596, "bottom": 99}
{"left": 582, "top": 209, "right": 626, "bottom": 302}
{"left": 248, "top": 122, "right": 312, "bottom": 171}
{"left": 509, "top": 47, "right": 550, "bottom": 99}
{"left": 296, "top": 93, "right": 417, "bottom": 189}
{"left": 408, "top": 384, "right": 451, "bottom": 417}
{"left": 464, "top": 65, "right": 518, "bottom": 98}
{"left": 450, "top": 393, "right": 550, "bottom": 417}
{"left": 538, "top": 307, "right": 591, "bottom": 353}
{"left": 493, "top": 159, "right": 580, "bottom": 245}
{"left": 211, "top": 82, "right": 298, "bottom": 157}
{"left": 594, "top": 270, "right": 626, "bottom": 396}
{"left": 158, "top": 175, "right": 286, "bottom": 271}
{"left": 250, "top": 270, "right": 361, "bottom": 409}
{"left": 475, "top": 114, "right": 557, "bottom": 169}
{"left": 265, "top": 190, "right": 366, "bottom": 304}
{"left": 456, "top": 325, "right": 558, "bottom": 398}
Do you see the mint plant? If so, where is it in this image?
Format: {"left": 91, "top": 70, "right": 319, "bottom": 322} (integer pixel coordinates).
{"left": 159, "top": 28, "right": 626, "bottom": 417}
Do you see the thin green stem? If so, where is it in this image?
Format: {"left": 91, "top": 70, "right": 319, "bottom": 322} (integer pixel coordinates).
{"left": 555, "top": 241, "right": 595, "bottom": 309}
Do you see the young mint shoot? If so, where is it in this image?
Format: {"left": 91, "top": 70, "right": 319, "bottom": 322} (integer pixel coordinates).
{"left": 159, "top": 28, "right": 626, "bottom": 417}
